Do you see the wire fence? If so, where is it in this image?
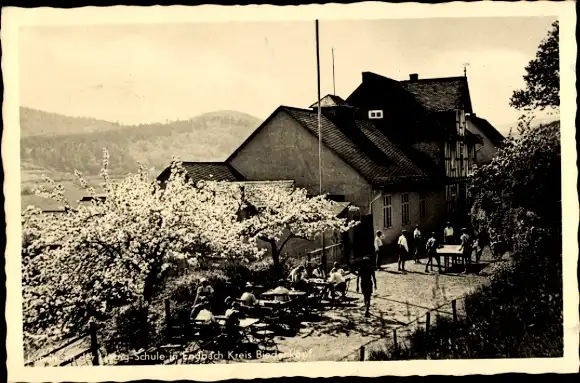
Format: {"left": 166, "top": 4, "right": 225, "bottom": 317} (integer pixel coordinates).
{"left": 340, "top": 293, "right": 469, "bottom": 361}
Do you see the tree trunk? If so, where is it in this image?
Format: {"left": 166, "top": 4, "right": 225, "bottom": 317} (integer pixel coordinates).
{"left": 140, "top": 266, "right": 160, "bottom": 349}
{"left": 267, "top": 239, "right": 283, "bottom": 277}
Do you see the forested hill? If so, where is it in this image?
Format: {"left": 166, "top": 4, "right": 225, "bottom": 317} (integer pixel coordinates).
{"left": 20, "top": 107, "right": 262, "bottom": 177}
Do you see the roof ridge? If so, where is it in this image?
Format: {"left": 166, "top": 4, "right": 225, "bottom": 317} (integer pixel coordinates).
{"left": 401, "top": 76, "right": 466, "bottom": 83}
{"left": 182, "top": 161, "right": 227, "bottom": 164}
{"left": 282, "top": 105, "right": 316, "bottom": 113}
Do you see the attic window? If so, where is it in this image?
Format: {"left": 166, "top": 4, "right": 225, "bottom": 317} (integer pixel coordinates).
{"left": 368, "top": 110, "right": 384, "bottom": 119}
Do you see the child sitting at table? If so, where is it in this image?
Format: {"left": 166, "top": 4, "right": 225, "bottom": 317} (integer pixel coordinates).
{"left": 330, "top": 262, "right": 345, "bottom": 276}
{"left": 327, "top": 267, "right": 347, "bottom": 300}
{"left": 239, "top": 282, "right": 258, "bottom": 307}
{"left": 289, "top": 265, "right": 305, "bottom": 282}
{"left": 289, "top": 265, "right": 310, "bottom": 291}
{"left": 312, "top": 263, "right": 326, "bottom": 279}
{"left": 190, "top": 302, "right": 217, "bottom": 323}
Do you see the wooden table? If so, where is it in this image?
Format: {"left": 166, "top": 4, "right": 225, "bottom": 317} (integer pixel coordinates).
{"left": 216, "top": 317, "right": 261, "bottom": 345}
{"left": 437, "top": 245, "right": 464, "bottom": 271}
{"left": 258, "top": 299, "right": 290, "bottom": 307}
{"left": 261, "top": 290, "right": 308, "bottom": 299}
{"left": 260, "top": 290, "right": 311, "bottom": 316}
{"left": 306, "top": 278, "right": 331, "bottom": 286}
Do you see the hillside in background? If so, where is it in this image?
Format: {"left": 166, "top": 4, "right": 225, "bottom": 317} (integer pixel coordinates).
{"left": 20, "top": 107, "right": 262, "bottom": 210}
{"left": 20, "top": 107, "right": 127, "bottom": 137}
{"left": 495, "top": 115, "right": 560, "bottom": 138}
{"left": 20, "top": 107, "right": 261, "bottom": 178}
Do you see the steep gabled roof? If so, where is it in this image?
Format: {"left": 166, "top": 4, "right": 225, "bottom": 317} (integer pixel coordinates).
{"left": 157, "top": 162, "right": 246, "bottom": 183}
{"left": 309, "top": 94, "right": 349, "bottom": 108}
{"left": 401, "top": 76, "right": 473, "bottom": 113}
{"left": 355, "top": 120, "right": 427, "bottom": 178}
{"left": 467, "top": 115, "right": 504, "bottom": 147}
{"left": 281, "top": 106, "right": 428, "bottom": 185}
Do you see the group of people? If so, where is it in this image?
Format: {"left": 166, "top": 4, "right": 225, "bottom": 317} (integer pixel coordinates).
{"left": 189, "top": 279, "right": 262, "bottom": 331}
{"left": 288, "top": 262, "right": 349, "bottom": 301}
{"left": 373, "top": 222, "right": 491, "bottom": 274}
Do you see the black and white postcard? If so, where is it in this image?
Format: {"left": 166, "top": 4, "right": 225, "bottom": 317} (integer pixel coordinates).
{"left": 3, "top": 2, "right": 578, "bottom": 381}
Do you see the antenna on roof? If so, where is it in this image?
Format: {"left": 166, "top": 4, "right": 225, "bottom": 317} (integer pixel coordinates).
{"left": 463, "top": 63, "right": 470, "bottom": 77}
{"left": 332, "top": 48, "right": 336, "bottom": 96}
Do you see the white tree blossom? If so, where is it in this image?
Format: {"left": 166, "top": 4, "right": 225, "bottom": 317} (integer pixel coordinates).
{"left": 21, "top": 149, "right": 358, "bottom": 350}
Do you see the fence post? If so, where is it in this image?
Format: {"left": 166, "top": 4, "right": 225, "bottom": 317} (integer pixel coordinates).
{"left": 452, "top": 300, "right": 457, "bottom": 323}
{"left": 425, "top": 312, "right": 430, "bottom": 337}
{"left": 164, "top": 299, "right": 171, "bottom": 337}
{"left": 89, "top": 320, "right": 99, "bottom": 366}
{"left": 359, "top": 346, "right": 365, "bottom": 361}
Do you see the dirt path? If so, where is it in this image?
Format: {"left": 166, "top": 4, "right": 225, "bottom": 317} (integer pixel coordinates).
{"left": 247, "top": 253, "right": 494, "bottom": 363}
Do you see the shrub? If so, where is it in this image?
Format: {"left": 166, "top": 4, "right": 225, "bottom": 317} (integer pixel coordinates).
{"left": 99, "top": 303, "right": 163, "bottom": 355}
{"left": 98, "top": 255, "right": 306, "bottom": 354}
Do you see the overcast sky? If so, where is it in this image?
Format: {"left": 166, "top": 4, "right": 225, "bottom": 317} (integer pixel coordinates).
{"left": 19, "top": 16, "right": 557, "bottom": 128}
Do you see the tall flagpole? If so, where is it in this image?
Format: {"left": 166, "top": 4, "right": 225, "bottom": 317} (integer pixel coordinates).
{"left": 332, "top": 48, "right": 336, "bottom": 96}
{"left": 316, "top": 20, "right": 326, "bottom": 271}
{"left": 316, "top": 20, "right": 322, "bottom": 196}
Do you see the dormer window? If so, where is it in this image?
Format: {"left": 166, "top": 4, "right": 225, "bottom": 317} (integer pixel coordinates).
{"left": 368, "top": 110, "right": 384, "bottom": 119}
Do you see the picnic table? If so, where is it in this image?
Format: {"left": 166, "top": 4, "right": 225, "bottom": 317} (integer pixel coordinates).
{"left": 257, "top": 299, "right": 291, "bottom": 307}
{"left": 212, "top": 316, "right": 263, "bottom": 350}
{"left": 306, "top": 278, "right": 331, "bottom": 286}
{"left": 437, "top": 245, "right": 465, "bottom": 271}
{"left": 215, "top": 316, "right": 260, "bottom": 328}
{"left": 261, "top": 289, "right": 308, "bottom": 299}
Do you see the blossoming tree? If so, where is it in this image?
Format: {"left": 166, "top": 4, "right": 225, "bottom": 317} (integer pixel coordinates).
{"left": 21, "top": 150, "right": 261, "bottom": 350}
{"left": 238, "top": 184, "right": 359, "bottom": 272}
{"left": 22, "top": 149, "right": 358, "bottom": 351}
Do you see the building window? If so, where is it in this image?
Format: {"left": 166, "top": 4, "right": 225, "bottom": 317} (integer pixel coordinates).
{"left": 383, "top": 195, "right": 392, "bottom": 228}
{"left": 401, "top": 193, "right": 410, "bottom": 225}
{"left": 419, "top": 194, "right": 426, "bottom": 218}
{"left": 369, "top": 110, "right": 384, "bottom": 119}
{"left": 457, "top": 110, "right": 465, "bottom": 136}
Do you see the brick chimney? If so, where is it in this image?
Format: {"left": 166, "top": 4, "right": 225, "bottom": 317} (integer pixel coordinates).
{"left": 409, "top": 73, "right": 419, "bottom": 82}
{"left": 362, "top": 71, "right": 374, "bottom": 82}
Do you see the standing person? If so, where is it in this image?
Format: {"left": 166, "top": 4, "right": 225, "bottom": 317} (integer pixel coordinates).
{"left": 356, "top": 257, "right": 377, "bottom": 317}
{"left": 475, "top": 229, "right": 490, "bottom": 263}
{"left": 397, "top": 230, "right": 409, "bottom": 272}
{"left": 459, "top": 228, "right": 473, "bottom": 273}
{"left": 374, "top": 231, "right": 383, "bottom": 270}
{"left": 413, "top": 225, "right": 423, "bottom": 264}
{"left": 444, "top": 222, "right": 455, "bottom": 245}
{"left": 425, "top": 232, "right": 442, "bottom": 273}
{"left": 194, "top": 278, "right": 214, "bottom": 306}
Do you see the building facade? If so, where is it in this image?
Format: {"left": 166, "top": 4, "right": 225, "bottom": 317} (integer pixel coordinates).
{"left": 158, "top": 71, "right": 501, "bottom": 261}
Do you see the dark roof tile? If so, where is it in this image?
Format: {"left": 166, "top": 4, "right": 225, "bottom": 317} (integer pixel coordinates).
{"left": 157, "top": 162, "right": 245, "bottom": 183}
{"left": 282, "top": 106, "right": 428, "bottom": 185}
{"left": 401, "top": 77, "right": 473, "bottom": 113}
{"left": 309, "top": 94, "right": 349, "bottom": 108}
